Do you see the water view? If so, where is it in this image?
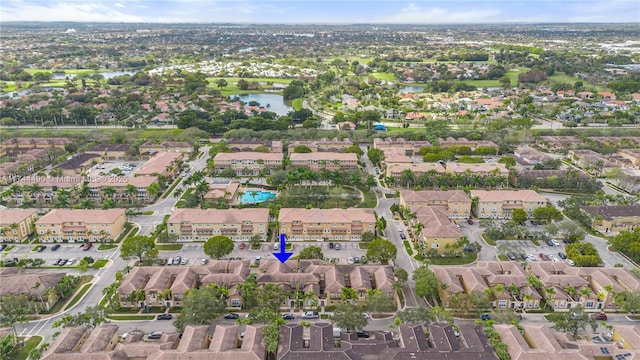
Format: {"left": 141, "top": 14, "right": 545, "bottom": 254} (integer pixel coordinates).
{"left": 230, "top": 93, "right": 294, "bottom": 116}
{"left": 239, "top": 190, "right": 277, "bottom": 204}
{"left": 399, "top": 86, "right": 425, "bottom": 93}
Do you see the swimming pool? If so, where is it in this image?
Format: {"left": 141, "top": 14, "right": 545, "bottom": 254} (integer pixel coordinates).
{"left": 239, "top": 190, "right": 277, "bottom": 204}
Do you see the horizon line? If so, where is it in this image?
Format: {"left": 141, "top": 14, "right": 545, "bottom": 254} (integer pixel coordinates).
{"left": 1, "top": 21, "right": 638, "bottom": 25}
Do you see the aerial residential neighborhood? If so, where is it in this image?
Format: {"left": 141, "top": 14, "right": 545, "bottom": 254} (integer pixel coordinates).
{"left": 1, "top": 12, "right": 640, "bottom": 360}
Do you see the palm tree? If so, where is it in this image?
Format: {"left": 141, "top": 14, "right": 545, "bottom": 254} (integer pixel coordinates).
{"left": 399, "top": 169, "right": 416, "bottom": 189}
{"left": 101, "top": 186, "right": 116, "bottom": 200}
{"left": 564, "top": 285, "right": 577, "bottom": 301}
{"left": 125, "top": 184, "right": 138, "bottom": 204}
{"left": 237, "top": 191, "right": 245, "bottom": 203}
{"left": 250, "top": 191, "right": 259, "bottom": 204}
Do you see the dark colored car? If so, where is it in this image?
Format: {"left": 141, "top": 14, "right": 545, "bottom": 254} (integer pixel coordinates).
{"left": 558, "top": 252, "right": 567, "bottom": 259}
{"left": 354, "top": 257, "right": 360, "bottom": 264}
{"left": 156, "top": 314, "right": 173, "bottom": 320}
{"left": 224, "top": 313, "right": 239, "bottom": 320}
{"left": 83, "top": 242, "right": 93, "bottom": 251}
{"left": 467, "top": 219, "right": 474, "bottom": 225}
{"left": 0, "top": 244, "right": 7, "bottom": 251}
{"left": 481, "top": 313, "right": 492, "bottom": 321}
{"left": 328, "top": 242, "right": 334, "bottom": 249}
{"left": 281, "top": 313, "right": 295, "bottom": 320}
{"left": 591, "top": 313, "right": 607, "bottom": 320}
{"left": 546, "top": 240, "right": 555, "bottom": 246}
{"left": 519, "top": 221, "right": 527, "bottom": 226}
{"left": 400, "top": 233, "right": 406, "bottom": 240}
{"left": 356, "top": 331, "right": 370, "bottom": 338}
{"left": 37, "top": 245, "right": 47, "bottom": 252}
{"left": 507, "top": 253, "right": 517, "bottom": 261}
{"left": 52, "top": 244, "right": 61, "bottom": 251}
{"left": 53, "top": 259, "right": 62, "bottom": 266}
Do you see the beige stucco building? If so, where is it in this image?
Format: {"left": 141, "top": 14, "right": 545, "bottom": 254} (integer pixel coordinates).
{"left": 278, "top": 208, "right": 375, "bottom": 242}
{"left": 35, "top": 209, "right": 127, "bottom": 243}
{"left": 0, "top": 208, "right": 39, "bottom": 242}
{"left": 167, "top": 208, "right": 269, "bottom": 242}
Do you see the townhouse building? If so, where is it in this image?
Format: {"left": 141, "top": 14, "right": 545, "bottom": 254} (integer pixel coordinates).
{"left": 35, "top": 209, "right": 127, "bottom": 243}
{"left": 0, "top": 137, "right": 71, "bottom": 156}
{"left": 386, "top": 163, "right": 445, "bottom": 179}
{"left": 117, "top": 260, "right": 395, "bottom": 310}
{"left": 0, "top": 268, "right": 64, "bottom": 312}
{"left": 212, "top": 152, "right": 283, "bottom": 176}
{"left": 0, "top": 148, "right": 64, "bottom": 185}
{"left": 42, "top": 324, "right": 266, "bottom": 360}
{"left": 289, "top": 152, "right": 358, "bottom": 170}
{"left": 226, "top": 138, "right": 283, "bottom": 153}
{"left": 134, "top": 151, "right": 183, "bottom": 177}
{"left": 139, "top": 140, "right": 193, "bottom": 154}
{"left": 409, "top": 205, "right": 463, "bottom": 254}
{"left": 167, "top": 208, "right": 269, "bottom": 242}
{"left": 278, "top": 208, "right": 375, "bottom": 242}
{"left": 0, "top": 208, "right": 38, "bottom": 242}
{"left": 287, "top": 138, "right": 354, "bottom": 152}
{"left": 399, "top": 190, "right": 471, "bottom": 219}
{"left": 13, "top": 176, "right": 84, "bottom": 205}
{"left": 86, "top": 176, "right": 160, "bottom": 203}
{"left": 84, "top": 144, "right": 130, "bottom": 160}
{"left": 470, "top": 190, "right": 548, "bottom": 219}
{"left": 53, "top": 153, "right": 100, "bottom": 176}
{"left": 581, "top": 205, "right": 640, "bottom": 234}
{"left": 444, "top": 163, "right": 509, "bottom": 178}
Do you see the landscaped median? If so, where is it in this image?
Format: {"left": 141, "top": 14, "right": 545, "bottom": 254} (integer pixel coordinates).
{"left": 414, "top": 252, "right": 478, "bottom": 265}
{"left": 106, "top": 314, "right": 156, "bottom": 321}
{"left": 403, "top": 241, "right": 414, "bottom": 256}
{"left": 16, "top": 336, "right": 42, "bottom": 360}
{"left": 64, "top": 283, "right": 93, "bottom": 311}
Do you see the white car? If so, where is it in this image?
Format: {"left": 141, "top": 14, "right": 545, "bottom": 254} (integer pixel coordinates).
{"left": 67, "top": 258, "right": 76, "bottom": 265}
{"left": 181, "top": 258, "right": 188, "bottom": 265}
{"left": 565, "top": 258, "right": 575, "bottom": 266}
{"left": 362, "top": 313, "right": 371, "bottom": 319}
{"left": 548, "top": 254, "right": 558, "bottom": 262}
{"left": 551, "top": 239, "right": 560, "bottom": 246}
{"left": 397, "top": 226, "right": 403, "bottom": 232}
{"left": 347, "top": 256, "right": 354, "bottom": 264}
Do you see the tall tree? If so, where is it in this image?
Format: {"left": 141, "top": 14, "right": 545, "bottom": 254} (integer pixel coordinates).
{"left": 413, "top": 266, "right": 441, "bottom": 306}
{"left": 204, "top": 235, "right": 234, "bottom": 260}
{"left": 332, "top": 303, "right": 368, "bottom": 331}
{"left": 0, "top": 294, "right": 34, "bottom": 342}
{"left": 366, "top": 239, "right": 397, "bottom": 264}
{"left": 174, "top": 284, "right": 228, "bottom": 332}
{"left": 297, "top": 246, "right": 324, "bottom": 260}
{"left": 120, "top": 235, "right": 158, "bottom": 265}
{"left": 365, "top": 290, "right": 396, "bottom": 314}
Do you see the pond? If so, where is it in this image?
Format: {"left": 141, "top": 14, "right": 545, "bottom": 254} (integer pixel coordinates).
{"left": 399, "top": 86, "right": 425, "bottom": 93}
{"left": 230, "top": 93, "right": 294, "bottom": 116}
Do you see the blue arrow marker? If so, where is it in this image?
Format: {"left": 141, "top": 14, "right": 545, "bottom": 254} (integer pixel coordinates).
{"left": 273, "top": 233, "right": 293, "bottom": 263}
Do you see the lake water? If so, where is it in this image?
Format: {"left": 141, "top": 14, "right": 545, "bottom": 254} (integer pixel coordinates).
{"left": 230, "top": 93, "right": 293, "bottom": 116}
{"left": 399, "top": 86, "right": 424, "bottom": 93}
{"left": 0, "top": 87, "right": 63, "bottom": 98}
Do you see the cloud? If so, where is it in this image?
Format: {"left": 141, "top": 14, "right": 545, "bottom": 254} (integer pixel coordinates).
{"left": 1, "top": 0, "right": 144, "bottom": 22}
{"left": 114, "top": 2, "right": 125, "bottom": 8}
{"left": 384, "top": 3, "right": 501, "bottom": 23}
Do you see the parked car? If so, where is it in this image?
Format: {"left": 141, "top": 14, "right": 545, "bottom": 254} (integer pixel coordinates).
{"left": 548, "top": 254, "right": 558, "bottom": 262}
{"left": 239, "top": 242, "right": 246, "bottom": 250}
{"left": 0, "top": 244, "right": 6, "bottom": 251}
{"left": 254, "top": 256, "right": 261, "bottom": 265}
{"left": 558, "top": 252, "right": 567, "bottom": 259}
{"left": 334, "top": 243, "right": 341, "bottom": 250}
{"left": 481, "top": 313, "right": 492, "bottom": 321}
{"left": 53, "top": 259, "right": 62, "bottom": 266}
{"left": 51, "top": 244, "right": 61, "bottom": 251}
{"left": 224, "top": 313, "right": 239, "bottom": 320}
{"left": 67, "top": 258, "right": 76, "bottom": 265}
{"left": 302, "top": 311, "right": 319, "bottom": 319}
{"left": 565, "top": 258, "right": 575, "bottom": 266}
{"left": 167, "top": 257, "right": 174, "bottom": 265}
{"left": 400, "top": 233, "right": 406, "bottom": 240}
{"left": 83, "top": 242, "right": 93, "bottom": 251}
{"left": 273, "top": 242, "right": 279, "bottom": 251}
{"left": 328, "top": 242, "right": 334, "bottom": 249}
{"left": 180, "top": 258, "right": 188, "bottom": 265}
{"left": 200, "top": 258, "right": 208, "bottom": 265}
{"left": 281, "top": 313, "right": 295, "bottom": 320}
{"left": 360, "top": 256, "right": 367, "bottom": 264}
{"left": 546, "top": 240, "right": 555, "bottom": 246}
{"left": 37, "top": 245, "right": 47, "bottom": 252}
{"left": 356, "top": 331, "right": 370, "bottom": 338}
{"left": 531, "top": 220, "right": 538, "bottom": 226}
{"left": 148, "top": 331, "right": 163, "bottom": 339}
{"left": 173, "top": 256, "right": 181, "bottom": 265}
{"left": 507, "top": 253, "right": 517, "bottom": 261}
{"left": 397, "top": 226, "right": 403, "bottom": 232}
{"left": 551, "top": 239, "right": 560, "bottom": 246}
{"left": 519, "top": 221, "right": 527, "bottom": 226}
{"left": 467, "top": 219, "right": 474, "bottom": 225}
{"left": 539, "top": 253, "right": 550, "bottom": 261}
{"left": 591, "top": 313, "right": 607, "bottom": 320}
{"left": 156, "top": 314, "right": 173, "bottom": 320}
{"left": 347, "top": 256, "right": 354, "bottom": 264}
{"left": 58, "top": 259, "right": 68, "bottom": 266}
{"left": 362, "top": 313, "right": 371, "bottom": 319}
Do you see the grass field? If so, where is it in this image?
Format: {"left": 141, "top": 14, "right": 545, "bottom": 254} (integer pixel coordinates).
{"left": 23, "top": 68, "right": 111, "bottom": 75}
{"left": 385, "top": 126, "right": 426, "bottom": 134}
{"left": 459, "top": 67, "right": 529, "bottom": 88}
{"left": 16, "top": 336, "right": 42, "bottom": 360}
{"left": 371, "top": 72, "right": 397, "bottom": 81}
{"left": 91, "top": 259, "right": 109, "bottom": 268}
{"left": 157, "top": 244, "right": 183, "bottom": 251}
{"left": 64, "top": 283, "right": 93, "bottom": 311}
{"left": 291, "top": 98, "right": 303, "bottom": 111}
{"left": 97, "top": 244, "right": 117, "bottom": 251}
{"left": 548, "top": 72, "right": 601, "bottom": 90}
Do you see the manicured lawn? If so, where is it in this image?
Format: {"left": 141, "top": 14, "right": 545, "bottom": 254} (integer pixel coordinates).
{"left": 107, "top": 314, "right": 155, "bottom": 320}
{"left": 385, "top": 127, "right": 425, "bottom": 134}
{"left": 16, "top": 336, "right": 42, "bottom": 360}
{"left": 64, "top": 283, "right": 93, "bottom": 311}
{"left": 372, "top": 72, "right": 397, "bottom": 81}
{"left": 358, "top": 243, "right": 369, "bottom": 249}
{"left": 417, "top": 253, "right": 477, "bottom": 265}
{"left": 157, "top": 244, "right": 183, "bottom": 251}
{"left": 91, "top": 259, "right": 109, "bottom": 268}
{"left": 23, "top": 68, "right": 111, "bottom": 75}
{"left": 403, "top": 241, "right": 414, "bottom": 256}
{"left": 291, "top": 98, "right": 303, "bottom": 111}
{"left": 275, "top": 186, "right": 372, "bottom": 209}
{"left": 97, "top": 244, "right": 117, "bottom": 251}
{"left": 3, "top": 245, "right": 15, "bottom": 252}
{"left": 548, "top": 72, "right": 600, "bottom": 90}
{"left": 498, "top": 254, "right": 508, "bottom": 261}
{"left": 141, "top": 211, "right": 155, "bottom": 215}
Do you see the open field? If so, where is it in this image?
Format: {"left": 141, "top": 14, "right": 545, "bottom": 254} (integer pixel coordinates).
{"left": 291, "top": 98, "right": 303, "bottom": 110}
{"left": 371, "top": 72, "right": 397, "bottom": 81}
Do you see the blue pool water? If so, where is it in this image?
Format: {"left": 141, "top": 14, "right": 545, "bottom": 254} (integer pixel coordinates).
{"left": 239, "top": 190, "right": 277, "bottom": 204}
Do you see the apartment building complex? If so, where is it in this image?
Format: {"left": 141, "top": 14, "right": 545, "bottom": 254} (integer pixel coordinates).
{"left": 470, "top": 190, "right": 548, "bottom": 219}
{"left": 289, "top": 152, "right": 358, "bottom": 170}
{"left": 167, "top": 208, "right": 269, "bottom": 242}
{"left": 278, "top": 208, "right": 375, "bottom": 241}
{"left": 0, "top": 208, "right": 38, "bottom": 242}
{"left": 212, "top": 152, "right": 283, "bottom": 176}
{"left": 399, "top": 190, "right": 471, "bottom": 219}
{"left": 581, "top": 205, "right": 640, "bottom": 234}
{"left": 87, "top": 176, "right": 159, "bottom": 203}
{"left": 35, "top": 209, "right": 127, "bottom": 243}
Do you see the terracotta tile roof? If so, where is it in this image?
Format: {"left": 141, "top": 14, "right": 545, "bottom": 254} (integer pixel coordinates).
{"left": 168, "top": 208, "right": 269, "bottom": 224}
{"left": 0, "top": 208, "right": 38, "bottom": 225}
{"left": 470, "top": 190, "right": 547, "bottom": 203}
{"left": 0, "top": 270, "right": 64, "bottom": 297}
{"left": 581, "top": 205, "right": 640, "bottom": 220}
{"left": 87, "top": 176, "right": 158, "bottom": 188}
{"left": 290, "top": 152, "right": 357, "bottom": 161}
{"left": 213, "top": 152, "right": 283, "bottom": 161}
{"left": 36, "top": 209, "right": 125, "bottom": 225}
{"left": 446, "top": 162, "right": 509, "bottom": 174}
{"left": 278, "top": 208, "right": 375, "bottom": 224}
{"left": 400, "top": 190, "right": 471, "bottom": 203}
{"left": 411, "top": 205, "right": 462, "bottom": 238}
{"left": 134, "top": 152, "right": 181, "bottom": 176}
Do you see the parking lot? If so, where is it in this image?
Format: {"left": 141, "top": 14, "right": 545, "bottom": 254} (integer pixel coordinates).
{"left": 84, "top": 159, "right": 146, "bottom": 179}
{"left": 3, "top": 243, "right": 119, "bottom": 267}
{"left": 495, "top": 239, "right": 574, "bottom": 263}
{"left": 157, "top": 241, "right": 367, "bottom": 266}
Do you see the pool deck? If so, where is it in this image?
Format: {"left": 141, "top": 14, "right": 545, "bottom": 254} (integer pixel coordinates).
{"left": 235, "top": 188, "right": 278, "bottom": 205}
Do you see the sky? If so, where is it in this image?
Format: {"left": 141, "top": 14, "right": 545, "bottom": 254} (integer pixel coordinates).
{"left": 1, "top": 0, "right": 639, "bottom": 24}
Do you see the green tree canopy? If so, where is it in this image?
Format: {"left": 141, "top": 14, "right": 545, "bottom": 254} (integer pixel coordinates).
{"left": 174, "top": 284, "right": 228, "bottom": 332}
{"left": 413, "top": 266, "right": 441, "bottom": 305}
{"left": 532, "top": 204, "right": 563, "bottom": 224}
{"left": 204, "top": 235, "right": 234, "bottom": 259}
{"left": 367, "top": 148, "right": 385, "bottom": 165}
{"left": 365, "top": 290, "right": 396, "bottom": 314}
{"left": 332, "top": 303, "right": 369, "bottom": 332}
{"left": 365, "top": 239, "right": 397, "bottom": 264}
{"left": 120, "top": 235, "right": 158, "bottom": 265}
{"left": 511, "top": 209, "right": 528, "bottom": 224}
{"left": 547, "top": 305, "right": 596, "bottom": 337}
{"left": 297, "top": 246, "right": 324, "bottom": 260}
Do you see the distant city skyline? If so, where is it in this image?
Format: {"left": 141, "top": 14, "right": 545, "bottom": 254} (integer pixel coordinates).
{"left": 2, "top": 0, "right": 639, "bottom": 24}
